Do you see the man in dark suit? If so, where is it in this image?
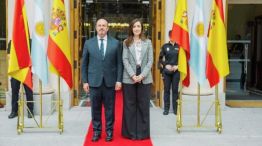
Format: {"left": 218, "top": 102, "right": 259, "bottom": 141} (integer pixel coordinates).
{"left": 81, "top": 18, "right": 122, "bottom": 142}
{"left": 7, "top": 40, "right": 34, "bottom": 119}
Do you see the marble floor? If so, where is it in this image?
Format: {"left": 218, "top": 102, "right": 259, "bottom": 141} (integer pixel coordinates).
{"left": 0, "top": 105, "right": 262, "bottom": 146}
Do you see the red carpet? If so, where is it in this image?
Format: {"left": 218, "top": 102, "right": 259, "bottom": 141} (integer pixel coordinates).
{"left": 83, "top": 91, "right": 153, "bottom": 146}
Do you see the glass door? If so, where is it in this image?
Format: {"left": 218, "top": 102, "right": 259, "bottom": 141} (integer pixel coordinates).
{"left": 79, "top": 0, "right": 151, "bottom": 104}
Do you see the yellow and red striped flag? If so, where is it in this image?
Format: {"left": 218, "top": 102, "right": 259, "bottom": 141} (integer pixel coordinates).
{"left": 47, "top": 0, "right": 72, "bottom": 89}
{"left": 171, "top": 0, "right": 190, "bottom": 87}
{"left": 8, "top": 0, "right": 32, "bottom": 89}
{"left": 206, "top": 0, "right": 229, "bottom": 87}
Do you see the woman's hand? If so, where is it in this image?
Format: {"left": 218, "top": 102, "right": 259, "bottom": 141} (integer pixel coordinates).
{"left": 172, "top": 65, "right": 178, "bottom": 72}
{"left": 137, "top": 75, "right": 144, "bottom": 82}
{"left": 132, "top": 75, "right": 144, "bottom": 83}
{"left": 165, "top": 65, "right": 173, "bottom": 71}
{"left": 132, "top": 75, "right": 139, "bottom": 83}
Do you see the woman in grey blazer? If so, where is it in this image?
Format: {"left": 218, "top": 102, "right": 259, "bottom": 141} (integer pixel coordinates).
{"left": 122, "top": 18, "right": 153, "bottom": 140}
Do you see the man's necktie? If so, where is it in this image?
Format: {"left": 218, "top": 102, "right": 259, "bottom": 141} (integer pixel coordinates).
{"left": 100, "top": 39, "right": 104, "bottom": 58}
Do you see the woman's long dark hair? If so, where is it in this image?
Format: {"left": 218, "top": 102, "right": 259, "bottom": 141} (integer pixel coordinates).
{"left": 125, "top": 18, "right": 146, "bottom": 47}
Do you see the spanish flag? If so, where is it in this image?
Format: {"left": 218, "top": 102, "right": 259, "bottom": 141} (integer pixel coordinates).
{"left": 8, "top": 0, "right": 32, "bottom": 89}
{"left": 206, "top": 0, "right": 229, "bottom": 87}
{"left": 171, "top": 0, "right": 190, "bottom": 87}
{"left": 47, "top": 0, "right": 72, "bottom": 89}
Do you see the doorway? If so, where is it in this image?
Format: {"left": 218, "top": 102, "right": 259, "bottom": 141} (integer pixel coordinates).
{"left": 0, "top": 0, "right": 7, "bottom": 105}
{"left": 226, "top": 3, "right": 262, "bottom": 107}
{"left": 82, "top": 0, "right": 151, "bottom": 41}
{"left": 78, "top": 0, "right": 152, "bottom": 105}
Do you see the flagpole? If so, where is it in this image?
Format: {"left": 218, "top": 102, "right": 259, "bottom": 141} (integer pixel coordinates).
{"left": 17, "top": 84, "right": 23, "bottom": 134}
{"left": 58, "top": 76, "right": 61, "bottom": 131}
{"left": 215, "top": 85, "right": 218, "bottom": 129}
{"left": 21, "top": 85, "right": 25, "bottom": 130}
{"left": 197, "top": 83, "right": 200, "bottom": 127}
{"left": 17, "top": 84, "right": 25, "bottom": 134}
{"left": 57, "top": 75, "right": 63, "bottom": 134}
{"left": 176, "top": 81, "right": 183, "bottom": 133}
{"left": 179, "top": 83, "right": 183, "bottom": 125}
{"left": 215, "top": 85, "right": 222, "bottom": 133}
{"left": 39, "top": 80, "right": 43, "bottom": 128}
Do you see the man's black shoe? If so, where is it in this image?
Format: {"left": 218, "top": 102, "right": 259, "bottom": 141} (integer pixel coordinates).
{"left": 8, "top": 112, "right": 18, "bottom": 119}
{"left": 163, "top": 110, "right": 169, "bottom": 115}
{"left": 91, "top": 133, "right": 101, "bottom": 142}
{"left": 105, "top": 132, "right": 113, "bottom": 142}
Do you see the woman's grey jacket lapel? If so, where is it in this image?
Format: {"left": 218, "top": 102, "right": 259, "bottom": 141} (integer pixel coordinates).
{"left": 129, "top": 43, "right": 137, "bottom": 62}
{"left": 140, "top": 40, "right": 148, "bottom": 61}
{"left": 129, "top": 40, "right": 148, "bottom": 64}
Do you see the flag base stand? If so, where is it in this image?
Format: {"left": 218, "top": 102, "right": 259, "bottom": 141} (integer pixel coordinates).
{"left": 17, "top": 78, "right": 64, "bottom": 135}
{"left": 176, "top": 84, "right": 222, "bottom": 134}
{"left": 16, "top": 99, "right": 64, "bottom": 134}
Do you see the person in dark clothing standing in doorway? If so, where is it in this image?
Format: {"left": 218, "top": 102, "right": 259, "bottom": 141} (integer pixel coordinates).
{"left": 7, "top": 40, "right": 34, "bottom": 119}
{"left": 158, "top": 30, "right": 180, "bottom": 115}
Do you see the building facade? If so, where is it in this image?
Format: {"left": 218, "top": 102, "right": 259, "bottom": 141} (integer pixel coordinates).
{"left": 1, "top": 0, "right": 262, "bottom": 109}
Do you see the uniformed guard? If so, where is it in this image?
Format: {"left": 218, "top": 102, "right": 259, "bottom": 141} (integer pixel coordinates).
{"left": 158, "top": 30, "right": 180, "bottom": 115}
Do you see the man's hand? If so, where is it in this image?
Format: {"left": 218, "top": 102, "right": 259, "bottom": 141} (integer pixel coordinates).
{"left": 83, "top": 83, "right": 89, "bottom": 93}
{"left": 115, "top": 82, "right": 122, "bottom": 91}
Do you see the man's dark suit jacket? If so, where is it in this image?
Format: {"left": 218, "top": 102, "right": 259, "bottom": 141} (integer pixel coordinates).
{"left": 81, "top": 36, "right": 122, "bottom": 87}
